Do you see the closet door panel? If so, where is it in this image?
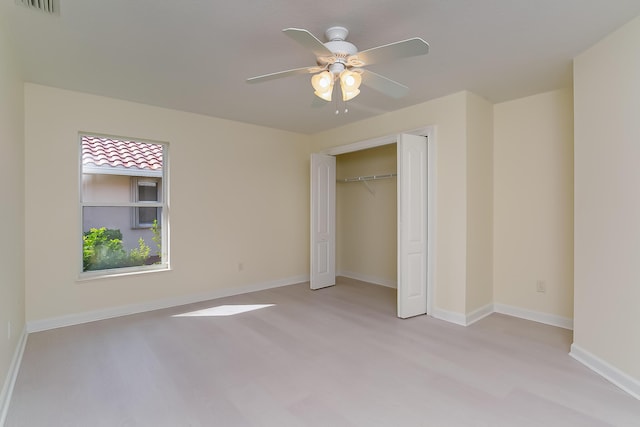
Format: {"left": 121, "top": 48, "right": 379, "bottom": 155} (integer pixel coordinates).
{"left": 397, "top": 134, "right": 428, "bottom": 318}
{"left": 310, "top": 153, "right": 336, "bottom": 289}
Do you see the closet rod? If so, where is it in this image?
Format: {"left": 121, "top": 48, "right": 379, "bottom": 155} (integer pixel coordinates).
{"left": 338, "top": 173, "right": 397, "bottom": 183}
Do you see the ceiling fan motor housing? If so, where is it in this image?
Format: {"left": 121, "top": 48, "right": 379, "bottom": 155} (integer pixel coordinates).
{"left": 325, "top": 26, "right": 349, "bottom": 41}
{"left": 324, "top": 26, "right": 357, "bottom": 58}
{"left": 324, "top": 40, "right": 358, "bottom": 56}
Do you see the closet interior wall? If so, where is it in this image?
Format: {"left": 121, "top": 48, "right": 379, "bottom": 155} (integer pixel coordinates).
{"left": 336, "top": 144, "right": 398, "bottom": 288}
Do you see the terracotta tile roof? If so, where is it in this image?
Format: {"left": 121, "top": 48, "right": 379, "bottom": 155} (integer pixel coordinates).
{"left": 82, "top": 136, "right": 163, "bottom": 172}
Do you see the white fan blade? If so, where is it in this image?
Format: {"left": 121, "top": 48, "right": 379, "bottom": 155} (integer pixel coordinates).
{"left": 361, "top": 70, "right": 409, "bottom": 98}
{"left": 283, "top": 28, "right": 334, "bottom": 58}
{"left": 246, "top": 66, "right": 316, "bottom": 84}
{"left": 355, "top": 38, "right": 429, "bottom": 66}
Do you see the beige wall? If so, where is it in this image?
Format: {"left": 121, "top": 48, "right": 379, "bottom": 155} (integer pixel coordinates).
{"left": 493, "top": 89, "right": 574, "bottom": 319}
{"left": 24, "top": 84, "right": 310, "bottom": 322}
{"left": 574, "top": 15, "right": 640, "bottom": 380}
{"left": 311, "top": 92, "right": 469, "bottom": 314}
{"left": 0, "top": 19, "right": 25, "bottom": 405}
{"left": 336, "top": 144, "right": 397, "bottom": 286}
{"left": 465, "top": 92, "right": 494, "bottom": 313}
{"left": 19, "top": 82, "right": 578, "bottom": 329}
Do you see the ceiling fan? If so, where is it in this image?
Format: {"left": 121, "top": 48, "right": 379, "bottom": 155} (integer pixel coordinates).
{"left": 246, "top": 26, "right": 430, "bottom": 103}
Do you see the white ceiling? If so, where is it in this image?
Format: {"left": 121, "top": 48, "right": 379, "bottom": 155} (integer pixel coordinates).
{"left": 2, "top": 0, "right": 639, "bottom": 134}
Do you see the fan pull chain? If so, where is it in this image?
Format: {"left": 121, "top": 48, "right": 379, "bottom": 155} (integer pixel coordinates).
{"left": 334, "top": 98, "right": 349, "bottom": 115}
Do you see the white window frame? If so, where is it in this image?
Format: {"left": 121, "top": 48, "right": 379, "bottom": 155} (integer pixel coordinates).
{"left": 79, "top": 133, "right": 169, "bottom": 278}
{"left": 131, "top": 177, "right": 161, "bottom": 229}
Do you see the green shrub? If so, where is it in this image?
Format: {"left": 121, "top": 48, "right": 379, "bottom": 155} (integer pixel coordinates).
{"left": 129, "top": 237, "right": 151, "bottom": 265}
{"left": 151, "top": 219, "right": 161, "bottom": 259}
{"left": 83, "top": 227, "right": 152, "bottom": 271}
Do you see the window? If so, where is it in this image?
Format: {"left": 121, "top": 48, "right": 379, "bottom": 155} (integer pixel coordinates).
{"left": 80, "top": 134, "right": 168, "bottom": 274}
{"left": 132, "top": 177, "right": 160, "bottom": 228}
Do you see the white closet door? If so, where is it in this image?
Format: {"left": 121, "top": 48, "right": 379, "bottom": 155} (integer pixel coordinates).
{"left": 310, "top": 153, "right": 336, "bottom": 289}
{"left": 397, "top": 134, "right": 428, "bottom": 318}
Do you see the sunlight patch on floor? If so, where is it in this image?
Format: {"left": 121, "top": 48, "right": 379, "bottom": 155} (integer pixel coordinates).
{"left": 172, "top": 304, "right": 275, "bottom": 317}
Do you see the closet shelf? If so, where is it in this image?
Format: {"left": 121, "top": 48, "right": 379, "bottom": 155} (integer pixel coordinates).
{"left": 337, "top": 173, "right": 397, "bottom": 183}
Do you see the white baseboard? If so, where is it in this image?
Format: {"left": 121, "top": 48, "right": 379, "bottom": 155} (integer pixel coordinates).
{"left": 431, "top": 303, "right": 573, "bottom": 330}
{"left": 27, "top": 275, "right": 309, "bottom": 333}
{"left": 0, "top": 327, "right": 27, "bottom": 426}
{"left": 432, "top": 307, "right": 467, "bottom": 326}
{"left": 465, "top": 303, "right": 494, "bottom": 325}
{"left": 338, "top": 271, "right": 397, "bottom": 289}
{"left": 570, "top": 344, "right": 640, "bottom": 400}
{"left": 432, "top": 304, "right": 493, "bottom": 327}
{"left": 494, "top": 303, "right": 573, "bottom": 330}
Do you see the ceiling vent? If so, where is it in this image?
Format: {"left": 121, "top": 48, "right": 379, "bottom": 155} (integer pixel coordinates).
{"left": 15, "top": 0, "right": 58, "bottom": 15}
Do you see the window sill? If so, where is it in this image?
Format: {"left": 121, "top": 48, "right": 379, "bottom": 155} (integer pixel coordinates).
{"left": 77, "top": 264, "right": 171, "bottom": 282}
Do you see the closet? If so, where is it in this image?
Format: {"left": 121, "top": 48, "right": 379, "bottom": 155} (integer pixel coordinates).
{"left": 335, "top": 144, "right": 398, "bottom": 290}
{"left": 311, "top": 132, "right": 430, "bottom": 318}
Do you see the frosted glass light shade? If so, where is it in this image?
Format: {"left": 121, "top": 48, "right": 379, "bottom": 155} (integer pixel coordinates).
{"left": 340, "top": 70, "right": 362, "bottom": 101}
{"left": 311, "top": 71, "right": 334, "bottom": 101}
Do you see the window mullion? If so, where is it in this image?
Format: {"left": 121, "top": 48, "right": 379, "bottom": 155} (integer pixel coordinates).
{"left": 81, "top": 202, "right": 164, "bottom": 208}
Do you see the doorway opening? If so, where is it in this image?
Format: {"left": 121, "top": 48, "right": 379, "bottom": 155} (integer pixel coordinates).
{"left": 336, "top": 144, "right": 398, "bottom": 290}
{"left": 311, "top": 127, "right": 436, "bottom": 318}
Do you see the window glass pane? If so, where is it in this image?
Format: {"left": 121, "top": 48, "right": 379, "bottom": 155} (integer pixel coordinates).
{"left": 137, "top": 181, "right": 158, "bottom": 202}
{"left": 81, "top": 135, "right": 166, "bottom": 274}
{"left": 81, "top": 174, "right": 131, "bottom": 203}
{"left": 137, "top": 206, "right": 158, "bottom": 226}
{"left": 83, "top": 206, "right": 163, "bottom": 272}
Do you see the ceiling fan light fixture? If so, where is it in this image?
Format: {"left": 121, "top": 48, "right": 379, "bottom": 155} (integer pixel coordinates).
{"left": 311, "top": 71, "right": 334, "bottom": 101}
{"left": 248, "top": 26, "right": 430, "bottom": 106}
{"left": 339, "top": 69, "right": 361, "bottom": 101}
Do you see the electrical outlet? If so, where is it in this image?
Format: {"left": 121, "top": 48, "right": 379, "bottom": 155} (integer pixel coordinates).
{"left": 536, "top": 280, "right": 546, "bottom": 293}
{"left": 238, "top": 262, "right": 244, "bottom": 272}
{"left": 7, "top": 321, "right": 11, "bottom": 340}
